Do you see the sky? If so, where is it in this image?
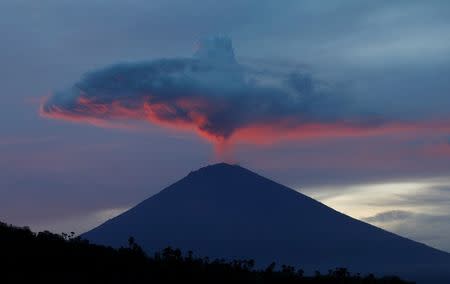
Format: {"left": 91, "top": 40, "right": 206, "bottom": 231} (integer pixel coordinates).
{"left": 1, "top": 0, "right": 450, "bottom": 252}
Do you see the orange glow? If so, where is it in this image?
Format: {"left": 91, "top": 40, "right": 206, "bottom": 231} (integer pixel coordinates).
{"left": 40, "top": 94, "right": 450, "bottom": 160}
{"left": 213, "top": 140, "right": 235, "bottom": 163}
{"left": 229, "top": 120, "right": 450, "bottom": 145}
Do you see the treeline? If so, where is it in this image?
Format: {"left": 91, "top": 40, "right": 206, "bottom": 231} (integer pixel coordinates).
{"left": 0, "top": 221, "right": 413, "bottom": 284}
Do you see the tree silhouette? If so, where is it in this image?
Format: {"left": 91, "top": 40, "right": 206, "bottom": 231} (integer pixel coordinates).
{"left": 0, "top": 221, "right": 416, "bottom": 284}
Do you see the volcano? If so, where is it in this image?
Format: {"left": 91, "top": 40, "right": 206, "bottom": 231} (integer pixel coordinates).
{"left": 82, "top": 163, "right": 450, "bottom": 282}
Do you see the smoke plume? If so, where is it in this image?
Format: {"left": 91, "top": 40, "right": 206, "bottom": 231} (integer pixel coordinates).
{"left": 41, "top": 37, "right": 445, "bottom": 152}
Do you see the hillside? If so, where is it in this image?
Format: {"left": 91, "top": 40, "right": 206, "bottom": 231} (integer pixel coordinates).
{"left": 82, "top": 163, "right": 450, "bottom": 283}
{"left": 0, "top": 221, "right": 413, "bottom": 283}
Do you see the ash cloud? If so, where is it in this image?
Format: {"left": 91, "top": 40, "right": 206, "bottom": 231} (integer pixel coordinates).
{"left": 41, "top": 37, "right": 395, "bottom": 143}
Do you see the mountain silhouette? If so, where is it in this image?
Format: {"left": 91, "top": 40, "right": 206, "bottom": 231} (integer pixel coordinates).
{"left": 83, "top": 163, "right": 450, "bottom": 282}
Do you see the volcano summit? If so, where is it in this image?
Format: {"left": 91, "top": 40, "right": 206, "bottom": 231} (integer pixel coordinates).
{"left": 83, "top": 163, "right": 450, "bottom": 283}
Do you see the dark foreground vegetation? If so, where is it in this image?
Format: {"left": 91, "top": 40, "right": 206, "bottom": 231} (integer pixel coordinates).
{"left": 0, "top": 221, "right": 413, "bottom": 284}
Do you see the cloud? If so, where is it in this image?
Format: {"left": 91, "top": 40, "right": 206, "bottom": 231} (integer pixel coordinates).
{"left": 362, "top": 210, "right": 414, "bottom": 223}
{"left": 306, "top": 178, "right": 450, "bottom": 252}
{"left": 362, "top": 209, "right": 450, "bottom": 252}
{"left": 364, "top": 185, "right": 450, "bottom": 208}
{"left": 41, "top": 36, "right": 450, "bottom": 153}
{"left": 35, "top": 38, "right": 381, "bottom": 141}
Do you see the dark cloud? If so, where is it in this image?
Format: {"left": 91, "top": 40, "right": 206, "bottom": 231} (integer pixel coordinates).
{"left": 41, "top": 37, "right": 381, "bottom": 143}
{"left": 362, "top": 209, "right": 450, "bottom": 251}
{"left": 365, "top": 186, "right": 450, "bottom": 208}
{"left": 43, "top": 36, "right": 450, "bottom": 150}
{"left": 362, "top": 210, "right": 414, "bottom": 223}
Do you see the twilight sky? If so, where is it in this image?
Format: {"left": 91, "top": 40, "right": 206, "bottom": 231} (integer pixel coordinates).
{"left": 1, "top": 0, "right": 450, "bottom": 252}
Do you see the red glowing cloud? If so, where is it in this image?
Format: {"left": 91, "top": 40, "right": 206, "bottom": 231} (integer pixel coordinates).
{"left": 41, "top": 94, "right": 232, "bottom": 143}
{"left": 39, "top": 37, "right": 450, "bottom": 156}
{"left": 40, "top": 92, "right": 450, "bottom": 149}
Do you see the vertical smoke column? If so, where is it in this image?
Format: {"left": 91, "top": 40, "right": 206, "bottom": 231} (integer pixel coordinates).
{"left": 195, "top": 36, "right": 240, "bottom": 161}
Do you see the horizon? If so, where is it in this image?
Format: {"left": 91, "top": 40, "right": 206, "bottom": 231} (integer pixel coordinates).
{"left": 7, "top": 161, "right": 450, "bottom": 255}
{"left": 2, "top": 0, "right": 450, "bottom": 260}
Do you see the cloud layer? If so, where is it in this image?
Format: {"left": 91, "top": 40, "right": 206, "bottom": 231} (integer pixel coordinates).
{"left": 42, "top": 37, "right": 401, "bottom": 146}
{"left": 41, "top": 36, "right": 450, "bottom": 155}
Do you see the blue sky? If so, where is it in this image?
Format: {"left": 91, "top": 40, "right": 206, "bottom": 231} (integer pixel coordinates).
{"left": 1, "top": 0, "right": 450, "bottom": 252}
